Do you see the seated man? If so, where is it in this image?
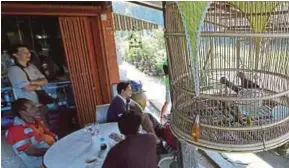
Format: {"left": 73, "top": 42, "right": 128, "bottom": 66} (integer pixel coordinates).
{"left": 107, "top": 82, "right": 132, "bottom": 122}
{"left": 107, "top": 82, "right": 162, "bottom": 144}
{"left": 102, "top": 112, "right": 158, "bottom": 168}
{"left": 5, "top": 98, "right": 57, "bottom": 168}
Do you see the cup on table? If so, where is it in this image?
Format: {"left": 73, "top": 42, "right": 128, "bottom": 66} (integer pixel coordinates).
{"left": 95, "top": 122, "right": 100, "bottom": 136}
{"left": 84, "top": 123, "right": 98, "bottom": 143}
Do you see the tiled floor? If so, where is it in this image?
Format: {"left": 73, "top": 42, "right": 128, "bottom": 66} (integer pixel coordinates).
{"left": 1, "top": 136, "right": 26, "bottom": 168}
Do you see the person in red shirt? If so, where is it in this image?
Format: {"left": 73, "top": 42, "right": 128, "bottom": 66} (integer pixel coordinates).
{"left": 5, "top": 98, "right": 57, "bottom": 168}
{"left": 102, "top": 111, "right": 158, "bottom": 168}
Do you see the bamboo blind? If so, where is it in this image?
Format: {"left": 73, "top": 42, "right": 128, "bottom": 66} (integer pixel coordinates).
{"left": 59, "top": 17, "right": 101, "bottom": 126}
{"left": 113, "top": 13, "right": 159, "bottom": 31}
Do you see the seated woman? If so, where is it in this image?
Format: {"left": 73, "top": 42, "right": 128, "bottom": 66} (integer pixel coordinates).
{"left": 5, "top": 98, "right": 57, "bottom": 168}
{"left": 102, "top": 112, "right": 158, "bottom": 168}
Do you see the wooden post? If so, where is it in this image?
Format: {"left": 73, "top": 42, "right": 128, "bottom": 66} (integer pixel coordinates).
{"left": 99, "top": 2, "right": 120, "bottom": 85}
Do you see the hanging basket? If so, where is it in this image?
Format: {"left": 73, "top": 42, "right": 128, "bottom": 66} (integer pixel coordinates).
{"left": 165, "top": 1, "right": 289, "bottom": 153}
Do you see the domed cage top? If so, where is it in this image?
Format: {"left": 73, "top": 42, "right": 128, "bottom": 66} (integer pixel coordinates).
{"left": 164, "top": 1, "right": 289, "bottom": 152}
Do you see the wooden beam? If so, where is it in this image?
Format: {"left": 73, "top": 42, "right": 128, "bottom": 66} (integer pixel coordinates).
{"left": 207, "top": 10, "right": 289, "bottom": 19}
{"left": 100, "top": 11, "right": 120, "bottom": 85}
{"left": 208, "top": 2, "right": 289, "bottom": 18}
{"left": 228, "top": 27, "right": 289, "bottom": 32}
{"left": 209, "top": 1, "right": 243, "bottom": 17}
{"left": 165, "top": 32, "right": 289, "bottom": 38}
{"left": 227, "top": 22, "right": 289, "bottom": 30}
{"left": 204, "top": 20, "right": 229, "bottom": 28}
{"left": 203, "top": 19, "right": 288, "bottom": 30}
{"left": 1, "top": 3, "right": 101, "bottom": 16}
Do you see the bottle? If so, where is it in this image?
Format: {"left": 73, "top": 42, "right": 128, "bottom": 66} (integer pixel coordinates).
{"left": 1, "top": 96, "right": 5, "bottom": 107}
{"left": 62, "top": 97, "right": 68, "bottom": 107}
{"left": 98, "top": 138, "right": 108, "bottom": 159}
{"left": 2, "top": 50, "right": 14, "bottom": 70}
{"left": 57, "top": 91, "right": 64, "bottom": 107}
{"left": 3, "top": 91, "right": 11, "bottom": 106}
{"left": 192, "top": 114, "right": 200, "bottom": 142}
{"left": 62, "top": 89, "right": 68, "bottom": 108}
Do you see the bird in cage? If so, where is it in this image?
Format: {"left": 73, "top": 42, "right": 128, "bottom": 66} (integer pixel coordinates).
{"left": 165, "top": 1, "right": 289, "bottom": 153}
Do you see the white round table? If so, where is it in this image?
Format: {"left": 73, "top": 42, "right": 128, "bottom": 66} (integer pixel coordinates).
{"left": 44, "top": 122, "right": 120, "bottom": 168}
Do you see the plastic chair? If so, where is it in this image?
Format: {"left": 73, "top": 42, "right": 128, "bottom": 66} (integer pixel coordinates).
{"left": 95, "top": 104, "right": 110, "bottom": 123}
{"left": 158, "top": 152, "right": 178, "bottom": 168}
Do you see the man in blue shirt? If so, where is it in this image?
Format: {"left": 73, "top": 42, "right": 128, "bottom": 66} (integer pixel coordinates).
{"left": 107, "top": 82, "right": 132, "bottom": 122}
{"left": 8, "top": 44, "right": 48, "bottom": 104}
{"left": 107, "top": 82, "right": 162, "bottom": 144}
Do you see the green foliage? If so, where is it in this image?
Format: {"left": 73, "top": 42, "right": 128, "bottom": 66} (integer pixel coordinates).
{"left": 154, "top": 50, "right": 167, "bottom": 74}
{"left": 119, "top": 28, "right": 167, "bottom": 76}
{"left": 127, "top": 47, "right": 142, "bottom": 63}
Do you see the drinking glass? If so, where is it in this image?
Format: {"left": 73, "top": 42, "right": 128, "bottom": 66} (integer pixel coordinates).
{"left": 85, "top": 123, "right": 96, "bottom": 142}
{"left": 94, "top": 122, "right": 100, "bottom": 136}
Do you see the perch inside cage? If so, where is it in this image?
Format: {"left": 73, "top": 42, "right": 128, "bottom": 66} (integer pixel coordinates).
{"left": 165, "top": 1, "right": 289, "bottom": 152}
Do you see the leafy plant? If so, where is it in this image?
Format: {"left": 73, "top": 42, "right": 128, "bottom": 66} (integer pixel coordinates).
{"left": 120, "top": 28, "right": 167, "bottom": 76}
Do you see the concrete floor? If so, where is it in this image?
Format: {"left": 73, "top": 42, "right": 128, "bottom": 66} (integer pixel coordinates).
{"left": 119, "top": 62, "right": 167, "bottom": 104}
{"left": 256, "top": 151, "right": 289, "bottom": 168}
{"left": 1, "top": 136, "right": 26, "bottom": 168}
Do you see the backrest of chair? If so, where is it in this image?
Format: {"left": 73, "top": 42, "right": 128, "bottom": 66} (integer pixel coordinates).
{"left": 158, "top": 155, "right": 175, "bottom": 168}
{"left": 111, "top": 83, "right": 118, "bottom": 99}
{"left": 96, "top": 104, "right": 110, "bottom": 123}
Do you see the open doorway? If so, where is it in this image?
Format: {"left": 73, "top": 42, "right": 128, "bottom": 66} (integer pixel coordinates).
{"left": 112, "top": 1, "right": 171, "bottom": 119}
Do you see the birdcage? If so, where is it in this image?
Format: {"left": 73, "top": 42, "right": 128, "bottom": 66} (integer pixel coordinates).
{"left": 165, "top": 1, "right": 289, "bottom": 152}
